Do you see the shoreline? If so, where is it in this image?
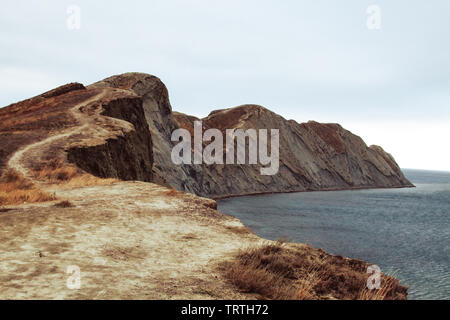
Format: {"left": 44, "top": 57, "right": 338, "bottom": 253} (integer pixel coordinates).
{"left": 212, "top": 184, "right": 416, "bottom": 201}
{"left": 0, "top": 180, "right": 409, "bottom": 299}
{"left": 214, "top": 170, "right": 450, "bottom": 300}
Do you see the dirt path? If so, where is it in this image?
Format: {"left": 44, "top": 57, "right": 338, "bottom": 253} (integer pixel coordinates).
{"left": 7, "top": 91, "right": 107, "bottom": 180}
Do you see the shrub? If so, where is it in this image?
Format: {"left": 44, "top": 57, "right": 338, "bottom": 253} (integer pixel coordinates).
{"left": 33, "top": 159, "right": 115, "bottom": 187}
{"left": 54, "top": 200, "right": 74, "bottom": 208}
{"left": 0, "top": 169, "right": 55, "bottom": 206}
{"left": 34, "top": 160, "right": 79, "bottom": 182}
{"left": 224, "top": 241, "right": 407, "bottom": 300}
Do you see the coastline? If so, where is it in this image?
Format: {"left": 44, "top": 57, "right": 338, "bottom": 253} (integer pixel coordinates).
{"left": 0, "top": 180, "right": 409, "bottom": 299}
{"left": 216, "top": 169, "right": 450, "bottom": 300}
{"left": 213, "top": 184, "right": 416, "bottom": 201}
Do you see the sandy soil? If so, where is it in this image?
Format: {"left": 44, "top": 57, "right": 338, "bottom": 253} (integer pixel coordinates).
{"left": 0, "top": 181, "right": 263, "bottom": 299}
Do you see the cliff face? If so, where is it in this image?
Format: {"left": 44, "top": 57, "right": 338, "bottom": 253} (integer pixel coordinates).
{"left": 0, "top": 72, "right": 413, "bottom": 199}
{"left": 173, "top": 106, "right": 413, "bottom": 197}
{"left": 67, "top": 95, "right": 154, "bottom": 182}
{"left": 0, "top": 80, "right": 154, "bottom": 183}
{"left": 0, "top": 73, "right": 409, "bottom": 300}
{"left": 87, "top": 73, "right": 203, "bottom": 192}
{"left": 83, "top": 73, "right": 412, "bottom": 197}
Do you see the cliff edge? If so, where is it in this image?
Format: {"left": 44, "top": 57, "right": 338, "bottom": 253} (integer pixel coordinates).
{"left": 75, "top": 72, "right": 412, "bottom": 198}
{"left": 0, "top": 72, "right": 409, "bottom": 299}
{"left": 0, "top": 72, "right": 413, "bottom": 200}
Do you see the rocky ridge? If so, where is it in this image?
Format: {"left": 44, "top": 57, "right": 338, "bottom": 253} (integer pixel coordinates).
{"left": 71, "top": 72, "right": 412, "bottom": 198}
{"left": 0, "top": 72, "right": 413, "bottom": 197}
{"left": 0, "top": 72, "right": 410, "bottom": 300}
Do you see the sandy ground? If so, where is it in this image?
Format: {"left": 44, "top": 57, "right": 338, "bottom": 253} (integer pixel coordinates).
{"left": 0, "top": 181, "right": 264, "bottom": 299}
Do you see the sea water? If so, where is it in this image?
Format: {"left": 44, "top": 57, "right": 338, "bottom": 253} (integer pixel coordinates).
{"left": 218, "top": 169, "right": 450, "bottom": 300}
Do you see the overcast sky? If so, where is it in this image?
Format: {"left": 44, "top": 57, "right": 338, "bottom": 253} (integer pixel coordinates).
{"left": 1, "top": 0, "right": 449, "bottom": 171}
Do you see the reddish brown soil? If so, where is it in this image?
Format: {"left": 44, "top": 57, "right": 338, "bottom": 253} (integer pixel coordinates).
{"left": 301, "top": 121, "right": 346, "bottom": 154}
{"left": 0, "top": 85, "right": 100, "bottom": 174}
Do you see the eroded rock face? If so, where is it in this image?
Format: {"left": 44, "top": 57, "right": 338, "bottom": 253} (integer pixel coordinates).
{"left": 0, "top": 81, "right": 154, "bottom": 183}
{"left": 2, "top": 72, "right": 411, "bottom": 197}
{"left": 87, "top": 73, "right": 413, "bottom": 198}
{"left": 174, "top": 106, "right": 413, "bottom": 197}
{"left": 88, "top": 73, "right": 204, "bottom": 192}
{"left": 67, "top": 95, "right": 154, "bottom": 182}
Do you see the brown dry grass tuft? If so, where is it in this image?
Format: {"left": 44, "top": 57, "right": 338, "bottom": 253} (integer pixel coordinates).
{"left": 164, "top": 188, "right": 181, "bottom": 197}
{"left": 224, "top": 241, "right": 300, "bottom": 299}
{"left": 0, "top": 169, "right": 55, "bottom": 206}
{"left": 33, "top": 159, "right": 79, "bottom": 182}
{"left": 54, "top": 200, "right": 74, "bottom": 208}
{"left": 33, "top": 159, "right": 116, "bottom": 187}
{"left": 225, "top": 225, "right": 251, "bottom": 235}
{"left": 295, "top": 265, "right": 323, "bottom": 300}
{"left": 181, "top": 233, "right": 199, "bottom": 240}
{"left": 358, "top": 273, "right": 402, "bottom": 300}
{"left": 224, "top": 241, "right": 407, "bottom": 300}
{"left": 54, "top": 174, "right": 117, "bottom": 188}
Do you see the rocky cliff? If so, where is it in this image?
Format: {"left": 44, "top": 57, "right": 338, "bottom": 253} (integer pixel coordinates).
{"left": 0, "top": 79, "right": 154, "bottom": 184}
{"left": 0, "top": 73, "right": 409, "bottom": 300}
{"left": 82, "top": 73, "right": 412, "bottom": 198}
{"left": 0, "top": 72, "right": 413, "bottom": 199}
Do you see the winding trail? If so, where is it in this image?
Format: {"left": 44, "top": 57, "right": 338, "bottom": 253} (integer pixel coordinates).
{"left": 0, "top": 88, "right": 263, "bottom": 300}
{"left": 7, "top": 91, "right": 107, "bottom": 180}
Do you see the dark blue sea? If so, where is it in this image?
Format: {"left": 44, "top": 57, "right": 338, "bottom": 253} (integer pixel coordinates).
{"left": 218, "top": 169, "right": 450, "bottom": 300}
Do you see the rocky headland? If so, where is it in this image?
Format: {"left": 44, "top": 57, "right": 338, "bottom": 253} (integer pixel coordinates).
{"left": 0, "top": 72, "right": 410, "bottom": 299}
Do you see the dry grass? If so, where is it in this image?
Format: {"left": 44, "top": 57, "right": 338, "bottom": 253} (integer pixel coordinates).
{"left": 164, "top": 188, "right": 181, "bottom": 197}
{"left": 0, "top": 169, "right": 55, "bottom": 206}
{"left": 358, "top": 273, "right": 402, "bottom": 300}
{"left": 181, "top": 233, "right": 199, "bottom": 240}
{"left": 224, "top": 241, "right": 407, "bottom": 300}
{"left": 54, "top": 200, "right": 74, "bottom": 208}
{"left": 224, "top": 241, "right": 300, "bottom": 299}
{"left": 33, "top": 159, "right": 116, "bottom": 187}
{"left": 225, "top": 225, "right": 252, "bottom": 235}
{"left": 295, "top": 265, "right": 323, "bottom": 299}
{"left": 55, "top": 174, "right": 117, "bottom": 188}
{"left": 33, "top": 159, "right": 79, "bottom": 182}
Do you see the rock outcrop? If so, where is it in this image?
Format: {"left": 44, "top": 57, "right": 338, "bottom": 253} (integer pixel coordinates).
{"left": 0, "top": 72, "right": 413, "bottom": 199}
{"left": 67, "top": 94, "right": 154, "bottom": 182}
{"left": 0, "top": 81, "right": 154, "bottom": 183}
{"left": 173, "top": 106, "right": 413, "bottom": 197}
{"left": 81, "top": 72, "right": 412, "bottom": 198}
{"left": 0, "top": 73, "right": 409, "bottom": 300}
